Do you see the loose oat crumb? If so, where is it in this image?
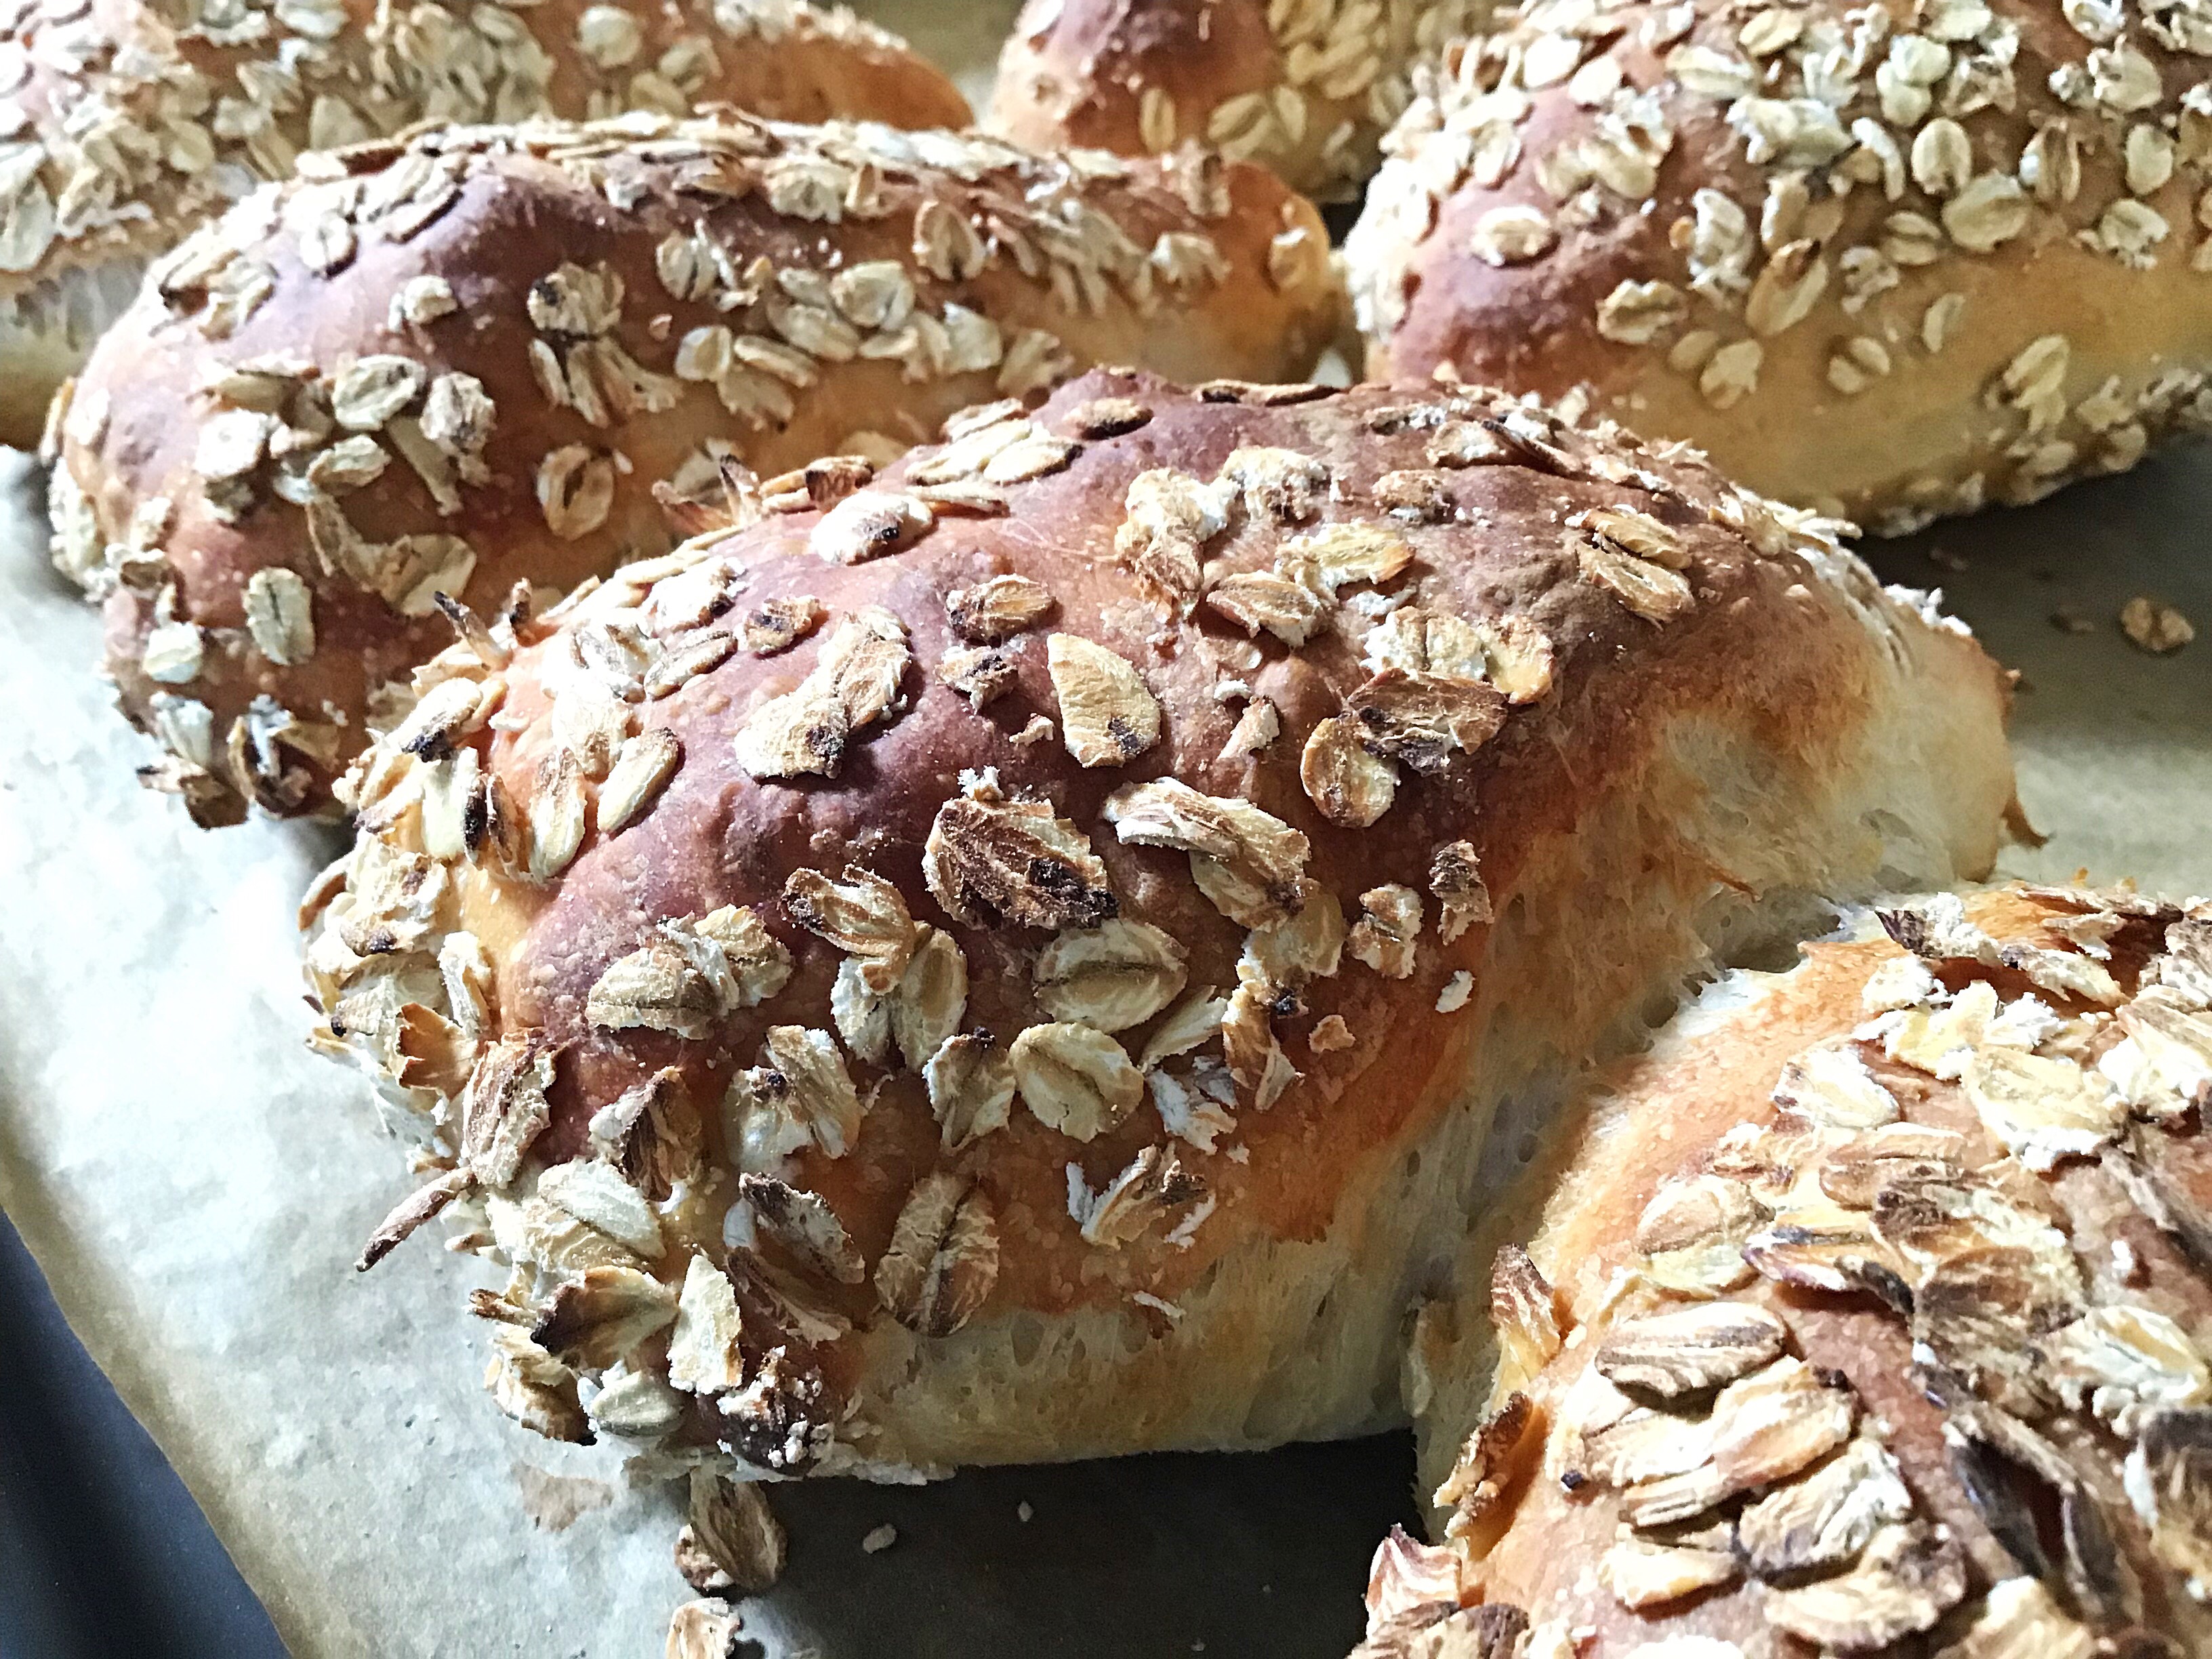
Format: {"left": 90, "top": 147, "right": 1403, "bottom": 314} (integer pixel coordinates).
{"left": 2114, "top": 1237, "right": 2144, "bottom": 1284}
{"left": 1017, "top": 1501, "right": 1033, "bottom": 1523}
{"left": 2120, "top": 596, "right": 2194, "bottom": 653}
{"left": 1927, "top": 546, "right": 1968, "bottom": 572}
{"left": 1436, "top": 971, "right": 1475, "bottom": 1012}
{"left": 861, "top": 1523, "right": 898, "bottom": 1555}
{"left": 2049, "top": 605, "right": 2097, "bottom": 634}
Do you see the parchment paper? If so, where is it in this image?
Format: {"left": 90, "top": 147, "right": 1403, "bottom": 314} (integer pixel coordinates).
{"left": 2, "top": 1, "right": 2207, "bottom": 1646}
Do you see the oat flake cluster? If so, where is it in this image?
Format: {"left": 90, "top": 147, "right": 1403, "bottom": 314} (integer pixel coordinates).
{"left": 1364, "top": 886, "right": 2212, "bottom": 1658}
{"left": 1348, "top": 0, "right": 2212, "bottom": 529}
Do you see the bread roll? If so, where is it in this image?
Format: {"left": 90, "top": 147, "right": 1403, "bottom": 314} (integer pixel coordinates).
{"left": 989, "top": 0, "right": 1489, "bottom": 201}
{"left": 1345, "top": 0, "right": 2212, "bottom": 533}
{"left": 0, "top": 0, "right": 974, "bottom": 449}
{"left": 300, "top": 367, "right": 2011, "bottom": 1487}
{"left": 1372, "top": 882, "right": 2212, "bottom": 1657}
{"left": 51, "top": 115, "right": 1342, "bottom": 827}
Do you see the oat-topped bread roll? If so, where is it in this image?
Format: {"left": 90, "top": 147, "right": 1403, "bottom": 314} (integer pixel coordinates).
{"left": 0, "top": 0, "right": 971, "bottom": 448}
{"left": 989, "top": 0, "right": 1490, "bottom": 202}
{"left": 301, "top": 369, "right": 2012, "bottom": 1485}
{"left": 52, "top": 116, "right": 1340, "bottom": 827}
{"left": 1345, "top": 0, "right": 2212, "bottom": 533}
{"left": 1369, "top": 882, "right": 2212, "bottom": 1657}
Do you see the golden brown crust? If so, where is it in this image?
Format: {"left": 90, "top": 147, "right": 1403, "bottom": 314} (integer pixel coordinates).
{"left": 300, "top": 368, "right": 2013, "bottom": 1483}
{"left": 0, "top": 0, "right": 970, "bottom": 446}
{"left": 1346, "top": 0, "right": 2212, "bottom": 532}
{"left": 55, "top": 115, "right": 1341, "bottom": 825}
{"left": 988, "top": 0, "right": 1490, "bottom": 201}
{"left": 1380, "top": 884, "right": 2212, "bottom": 1657}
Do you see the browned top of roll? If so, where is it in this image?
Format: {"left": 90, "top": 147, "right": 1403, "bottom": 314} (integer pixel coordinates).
{"left": 1347, "top": 0, "right": 2212, "bottom": 530}
{"left": 54, "top": 112, "right": 1340, "bottom": 825}
{"left": 989, "top": 0, "right": 1489, "bottom": 201}
{"left": 1369, "top": 884, "right": 2212, "bottom": 1657}
{"left": 303, "top": 366, "right": 2004, "bottom": 1475}
{"left": 0, "top": 0, "right": 966, "bottom": 317}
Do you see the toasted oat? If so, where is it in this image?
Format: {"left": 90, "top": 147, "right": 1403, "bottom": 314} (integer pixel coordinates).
{"left": 945, "top": 575, "right": 1055, "bottom": 643}
{"left": 679, "top": 1469, "right": 784, "bottom": 1595}
{"left": 1034, "top": 920, "right": 1189, "bottom": 1031}
{"left": 243, "top": 567, "right": 315, "bottom": 666}
{"left": 586, "top": 908, "right": 789, "bottom": 1040}
{"left": 1490, "top": 1246, "right": 1565, "bottom": 1393}
{"left": 1762, "top": 1522, "right": 1967, "bottom": 1649}
{"left": 1067, "top": 1144, "right": 1208, "bottom": 1248}
{"left": 666, "top": 1254, "right": 745, "bottom": 1395}
{"left": 925, "top": 1031, "right": 1017, "bottom": 1151}
{"left": 739, "top": 595, "right": 824, "bottom": 655}
{"left": 1963, "top": 1046, "right": 2125, "bottom": 1170}
{"left": 1578, "top": 534, "right": 1694, "bottom": 622}
{"left": 459, "top": 1035, "right": 556, "bottom": 1191}
{"left": 937, "top": 646, "right": 1019, "bottom": 710}
{"left": 1599, "top": 1538, "right": 1738, "bottom": 1609}
{"left": 1429, "top": 842, "right": 1494, "bottom": 943}
{"left": 597, "top": 729, "right": 680, "bottom": 834}
{"left": 733, "top": 607, "right": 910, "bottom": 780}
{"left": 1196, "top": 677, "right": 1270, "bottom": 754}
{"left": 1594, "top": 1302, "right": 1788, "bottom": 1397}
{"left": 1281, "top": 522, "right": 1414, "bottom": 593}
{"left": 1345, "top": 669, "right": 1507, "bottom": 775}
{"left": 1244, "top": 888, "right": 1347, "bottom": 987}
{"left": 539, "top": 1159, "right": 663, "bottom": 1256}
{"left": 1223, "top": 968, "right": 1300, "bottom": 1108}
{"left": 1206, "top": 571, "right": 1329, "bottom": 645}
{"left": 1436, "top": 1391, "right": 1537, "bottom": 1525}
{"left": 876, "top": 1172, "right": 998, "bottom": 1337}
{"left": 665, "top": 1598, "right": 741, "bottom": 1659}
{"left": 2039, "top": 1304, "right": 2212, "bottom": 1431}
{"left": 1944, "top": 1579, "right": 2095, "bottom": 1659}
{"left": 1301, "top": 714, "right": 1397, "bottom": 827}
{"left": 1115, "top": 468, "right": 1231, "bottom": 610}
{"left": 1348, "top": 885, "right": 1424, "bottom": 979}
{"left": 590, "top": 1067, "right": 703, "bottom": 1203}
{"left": 531, "top": 1265, "right": 678, "bottom": 1370}
{"left": 1735, "top": 1435, "right": 1913, "bottom": 1580}
{"left": 925, "top": 772, "right": 1117, "bottom": 930}
{"left": 726, "top": 1026, "right": 865, "bottom": 1166}
{"left": 1062, "top": 396, "right": 1152, "bottom": 439}
{"left": 740, "top": 1173, "right": 863, "bottom": 1286}
{"left": 485, "top": 1327, "right": 588, "bottom": 1444}
{"left": 810, "top": 489, "right": 933, "bottom": 566}
{"left": 1104, "top": 778, "right": 1309, "bottom": 926}
{"left": 1047, "top": 634, "right": 1162, "bottom": 767}
{"left": 1309, "top": 1015, "right": 1355, "bottom": 1052}
{"left": 1574, "top": 506, "right": 1690, "bottom": 570}
{"left": 2120, "top": 596, "right": 2194, "bottom": 653}
{"left": 1774, "top": 1044, "right": 1900, "bottom": 1128}
{"left": 356, "top": 1168, "right": 473, "bottom": 1273}
{"left": 1012, "top": 1022, "right": 1144, "bottom": 1140}
{"left": 784, "top": 866, "right": 920, "bottom": 993}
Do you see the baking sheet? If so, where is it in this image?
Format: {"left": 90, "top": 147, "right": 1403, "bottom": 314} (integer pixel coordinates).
{"left": 2, "top": 0, "right": 2208, "bottom": 1645}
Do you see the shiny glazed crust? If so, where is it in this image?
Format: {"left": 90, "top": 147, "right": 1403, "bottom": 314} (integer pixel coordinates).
{"left": 1373, "top": 884, "right": 2212, "bottom": 1657}
{"left": 0, "top": 0, "right": 971, "bottom": 446}
{"left": 988, "top": 0, "right": 1490, "bottom": 201}
{"left": 300, "top": 369, "right": 2012, "bottom": 1488}
{"left": 52, "top": 115, "right": 1341, "bottom": 825}
{"left": 1347, "top": 0, "right": 2212, "bottom": 532}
